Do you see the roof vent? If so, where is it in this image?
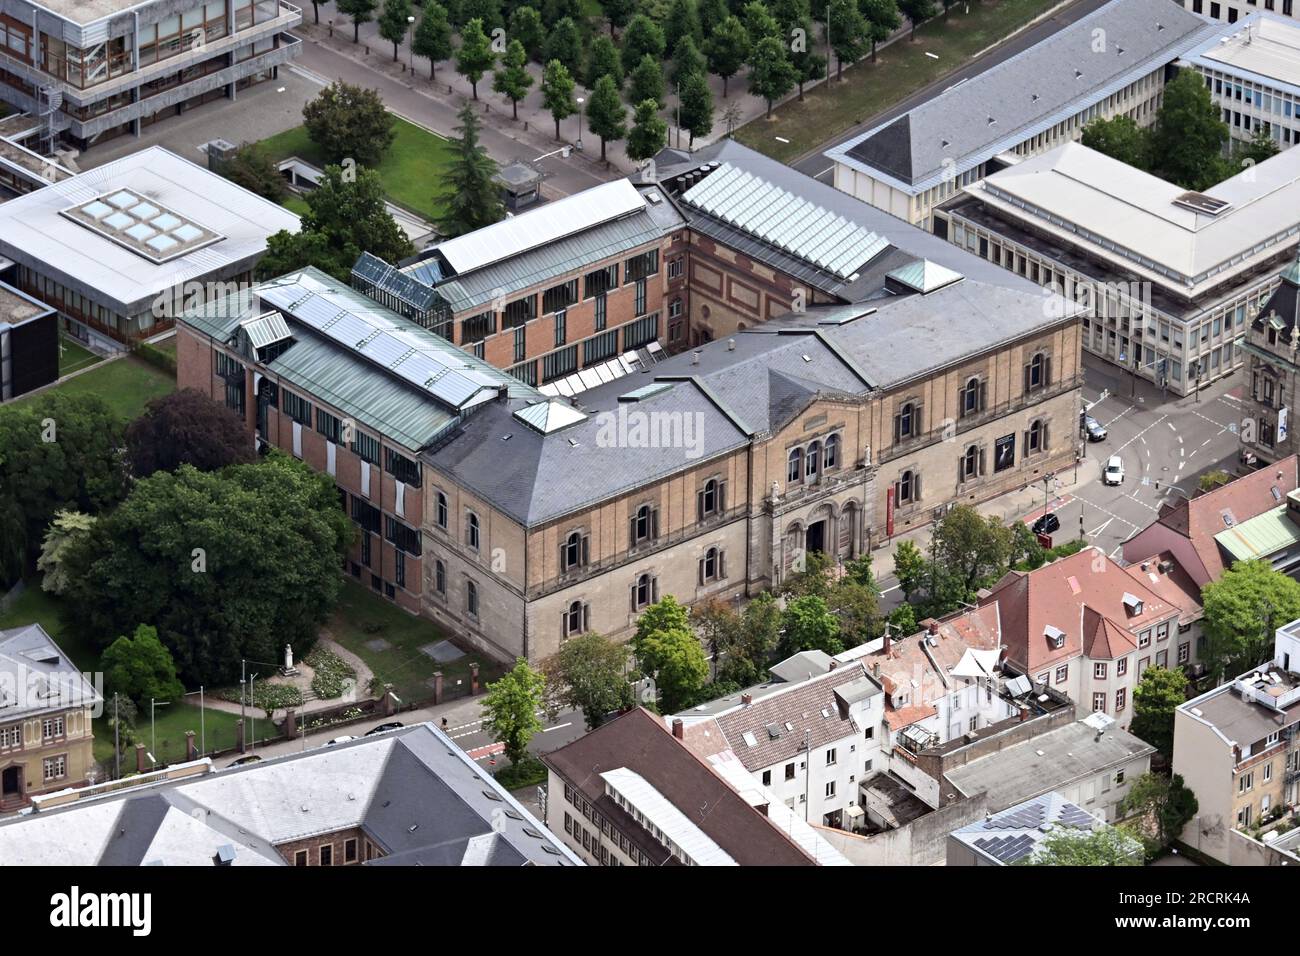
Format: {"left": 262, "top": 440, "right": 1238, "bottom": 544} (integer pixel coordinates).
{"left": 1173, "top": 191, "right": 1232, "bottom": 216}
{"left": 691, "top": 350, "right": 702, "bottom": 365}
{"left": 727, "top": 338, "right": 736, "bottom": 351}
{"left": 987, "top": 115, "right": 996, "bottom": 126}
{"left": 1074, "top": 69, "right": 1083, "bottom": 79}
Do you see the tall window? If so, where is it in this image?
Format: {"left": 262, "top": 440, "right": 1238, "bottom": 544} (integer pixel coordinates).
{"left": 467, "top": 512, "right": 480, "bottom": 550}
{"left": 435, "top": 559, "right": 446, "bottom": 596}
{"left": 894, "top": 402, "right": 917, "bottom": 441}
{"left": 961, "top": 377, "right": 983, "bottom": 416}
{"left": 564, "top": 601, "right": 589, "bottom": 638}
{"left": 961, "top": 444, "right": 980, "bottom": 480}
{"left": 561, "top": 531, "right": 589, "bottom": 571}
{"left": 513, "top": 325, "right": 526, "bottom": 364}
{"left": 594, "top": 293, "right": 608, "bottom": 331}
{"left": 806, "top": 441, "right": 821, "bottom": 479}
{"left": 1027, "top": 418, "right": 1048, "bottom": 454}
{"left": 631, "top": 503, "right": 658, "bottom": 544}
{"left": 787, "top": 447, "right": 804, "bottom": 483}
{"left": 896, "top": 470, "right": 919, "bottom": 504}
{"left": 554, "top": 310, "right": 567, "bottom": 347}
{"left": 633, "top": 573, "right": 657, "bottom": 610}
{"left": 699, "top": 547, "right": 724, "bottom": 584}
{"left": 634, "top": 279, "right": 647, "bottom": 316}
{"left": 698, "top": 478, "right": 723, "bottom": 519}
{"left": 467, "top": 580, "right": 479, "bottom": 617}
{"left": 436, "top": 492, "right": 448, "bottom": 529}
{"left": 1025, "top": 352, "right": 1050, "bottom": 392}
{"left": 824, "top": 434, "right": 840, "bottom": 470}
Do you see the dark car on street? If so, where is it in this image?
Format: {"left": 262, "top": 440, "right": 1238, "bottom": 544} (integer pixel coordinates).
{"left": 365, "top": 722, "right": 405, "bottom": 736}
{"left": 1031, "top": 512, "right": 1061, "bottom": 536}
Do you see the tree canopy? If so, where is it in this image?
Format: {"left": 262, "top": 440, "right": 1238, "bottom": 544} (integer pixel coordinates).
{"left": 455, "top": 17, "right": 496, "bottom": 98}
{"left": 62, "top": 453, "right": 353, "bottom": 687}
{"left": 1201, "top": 559, "right": 1300, "bottom": 682}
{"left": 125, "top": 388, "right": 254, "bottom": 479}
{"left": 435, "top": 102, "right": 506, "bottom": 237}
{"left": 541, "top": 59, "right": 578, "bottom": 139}
{"left": 1150, "top": 69, "right": 1231, "bottom": 191}
{"left": 1121, "top": 772, "right": 1198, "bottom": 851}
{"left": 102, "top": 624, "right": 185, "bottom": 708}
{"left": 1016, "top": 825, "right": 1143, "bottom": 866}
{"left": 302, "top": 81, "right": 396, "bottom": 167}
{"left": 587, "top": 74, "right": 629, "bottom": 162}
{"left": 482, "top": 659, "right": 546, "bottom": 762}
{"left": 543, "top": 632, "right": 635, "bottom": 729}
{"left": 1129, "top": 665, "right": 1188, "bottom": 760}
{"left": 413, "top": 2, "right": 454, "bottom": 78}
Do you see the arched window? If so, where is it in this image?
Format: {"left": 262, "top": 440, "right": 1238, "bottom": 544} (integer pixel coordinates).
{"left": 806, "top": 441, "right": 821, "bottom": 478}
{"left": 896, "top": 470, "right": 918, "bottom": 504}
{"left": 633, "top": 573, "right": 657, "bottom": 610}
{"left": 467, "top": 512, "right": 480, "bottom": 550}
{"left": 962, "top": 377, "right": 982, "bottom": 416}
{"left": 1027, "top": 418, "right": 1048, "bottom": 454}
{"left": 1025, "top": 352, "right": 1049, "bottom": 392}
{"left": 701, "top": 547, "right": 721, "bottom": 583}
{"left": 632, "top": 503, "right": 658, "bottom": 544}
{"left": 466, "top": 580, "right": 479, "bottom": 617}
{"left": 564, "top": 600, "right": 587, "bottom": 637}
{"left": 561, "top": 530, "right": 588, "bottom": 571}
{"left": 436, "top": 491, "right": 448, "bottom": 529}
{"left": 962, "top": 445, "right": 980, "bottom": 480}
{"left": 698, "top": 478, "right": 723, "bottom": 519}
{"left": 435, "top": 560, "right": 446, "bottom": 596}
{"left": 824, "top": 434, "right": 840, "bottom": 470}
{"left": 895, "top": 402, "right": 916, "bottom": 441}
{"left": 787, "top": 447, "right": 804, "bottom": 483}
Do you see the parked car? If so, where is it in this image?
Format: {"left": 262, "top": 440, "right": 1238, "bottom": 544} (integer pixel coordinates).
{"left": 1103, "top": 455, "right": 1125, "bottom": 485}
{"left": 228, "top": 754, "right": 262, "bottom": 767}
{"left": 1031, "top": 512, "right": 1061, "bottom": 535}
{"left": 326, "top": 735, "right": 356, "bottom": 747}
{"left": 365, "top": 722, "right": 404, "bottom": 737}
{"left": 1083, "top": 415, "right": 1107, "bottom": 441}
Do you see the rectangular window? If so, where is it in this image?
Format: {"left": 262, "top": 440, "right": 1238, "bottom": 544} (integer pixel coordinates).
{"left": 319, "top": 844, "right": 333, "bottom": 866}
{"left": 1092, "top": 692, "right": 1106, "bottom": 713}
{"left": 667, "top": 257, "right": 683, "bottom": 279}
{"left": 385, "top": 515, "right": 422, "bottom": 556}
{"left": 461, "top": 311, "right": 496, "bottom": 344}
{"left": 502, "top": 295, "right": 537, "bottom": 331}
{"left": 543, "top": 279, "right": 579, "bottom": 315}
{"left": 1055, "top": 665, "right": 1068, "bottom": 684}
{"left": 826, "top": 748, "right": 837, "bottom": 766}
{"left": 622, "top": 313, "right": 660, "bottom": 351}
{"left": 42, "top": 717, "right": 64, "bottom": 738}
{"left": 594, "top": 293, "right": 608, "bottom": 331}
{"left": 1115, "top": 688, "right": 1126, "bottom": 711}
{"left": 634, "top": 278, "right": 647, "bottom": 316}
{"left": 507, "top": 360, "right": 538, "bottom": 387}
{"left": 584, "top": 263, "right": 619, "bottom": 299}
{"left": 351, "top": 495, "right": 382, "bottom": 534}
{"left": 385, "top": 449, "right": 422, "bottom": 487}
{"left": 351, "top": 431, "right": 381, "bottom": 465}
{"left": 295, "top": 850, "right": 307, "bottom": 866}
{"left": 316, "top": 408, "right": 343, "bottom": 444}
{"left": 584, "top": 329, "right": 620, "bottom": 367}
{"left": 1094, "top": 662, "right": 1107, "bottom": 679}
{"left": 624, "top": 249, "right": 659, "bottom": 282}
{"left": 282, "top": 389, "right": 312, "bottom": 425}
{"left": 43, "top": 755, "right": 66, "bottom": 781}
{"left": 554, "top": 310, "right": 567, "bottom": 347}
{"left": 344, "top": 839, "right": 358, "bottom": 863}
{"left": 543, "top": 345, "right": 579, "bottom": 383}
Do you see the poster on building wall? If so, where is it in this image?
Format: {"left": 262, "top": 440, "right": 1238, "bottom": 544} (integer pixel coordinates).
{"left": 1280, "top": 406, "right": 1289, "bottom": 444}
{"left": 995, "top": 434, "right": 1016, "bottom": 472}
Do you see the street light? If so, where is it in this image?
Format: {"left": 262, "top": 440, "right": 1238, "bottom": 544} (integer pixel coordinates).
{"left": 575, "top": 96, "right": 585, "bottom": 152}
{"left": 407, "top": 14, "right": 415, "bottom": 72}
{"left": 150, "top": 698, "right": 170, "bottom": 765}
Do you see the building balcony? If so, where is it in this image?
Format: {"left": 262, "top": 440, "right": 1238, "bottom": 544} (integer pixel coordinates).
{"left": 767, "top": 464, "right": 872, "bottom": 513}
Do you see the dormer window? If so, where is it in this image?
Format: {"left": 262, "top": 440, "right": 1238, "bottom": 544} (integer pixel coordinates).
{"left": 1122, "top": 593, "right": 1143, "bottom": 616}
{"left": 1045, "top": 625, "right": 1066, "bottom": 649}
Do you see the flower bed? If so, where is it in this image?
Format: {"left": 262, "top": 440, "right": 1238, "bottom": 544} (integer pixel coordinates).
{"left": 306, "top": 645, "right": 357, "bottom": 699}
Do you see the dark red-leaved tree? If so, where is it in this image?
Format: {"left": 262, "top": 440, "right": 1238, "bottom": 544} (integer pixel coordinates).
{"left": 126, "top": 388, "right": 255, "bottom": 478}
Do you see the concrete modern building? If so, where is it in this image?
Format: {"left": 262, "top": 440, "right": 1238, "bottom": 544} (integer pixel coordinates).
{"left": 1173, "top": 620, "right": 1300, "bottom": 864}
{"left": 980, "top": 547, "right": 1205, "bottom": 727}
{"left": 0, "top": 278, "right": 57, "bottom": 401}
{"left": 1185, "top": 0, "right": 1298, "bottom": 27}
{"left": 0, "top": 623, "right": 100, "bottom": 811}
{"left": 1240, "top": 252, "right": 1300, "bottom": 463}
{"left": 936, "top": 142, "right": 1300, "bottom": 395}
{"left": 0, "top": 144, "right": 298, "bottom": 350}
{"left": 178, "top": 142, "right": 1084, "bottom": 665}
{"left": 825, "top": 0, "right": 1213, "bottom": 228}
{"left": 670, "top": 654, "right": 887, "bottom": 830}
{"left": 0, "top": 0, "right": 302, "bottom": 149}
{"left": 1178, "top": 11, "right": 1300, "bottom": 148}
{"left": 0, "top": 723, "right": 580, "bottom": 864}
{"left": 542, "top": 707, "right": 847, "bottom": 865}
{"left": 946, "top": 790, "right": 1141, "bottom": 865}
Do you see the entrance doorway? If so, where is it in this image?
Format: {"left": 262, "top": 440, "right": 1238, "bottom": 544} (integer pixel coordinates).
{"left": 805, "top": 520, "right": 826, "bottom": 556}
{"left": 1, "top": 765, "right": 22, "bottom": 804}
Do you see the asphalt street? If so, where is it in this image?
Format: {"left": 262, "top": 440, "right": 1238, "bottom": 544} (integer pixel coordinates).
{"left": 792, "top": 0, "right": 1113, "bottom": 181}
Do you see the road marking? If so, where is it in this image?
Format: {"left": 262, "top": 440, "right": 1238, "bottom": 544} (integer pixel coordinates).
{"left": 1074, "top": 494, "right": 1141, "bottom": 531}
{"left": 880, "top": 584, "right": 901, "bottom": 595}
{"left": 815, "top": 166, "right": 834, "bottom": 180}
{"left": 1114, "top": 414, "right": 1170, "bottom": 455}
{"left": 1167, "top": 421, "right": 1177, "bottom": 431}
{"left": 1102, "top": 406, "right": 1133, "bottom": 428}
{"left": 466, "top": 741, "right": 505, "bottom": 761}
{"left": 1089, "top": 518, "right": 1114, "bottom": 536}
{"left": 543, "top": 722, "right": 573, "bottom": 733}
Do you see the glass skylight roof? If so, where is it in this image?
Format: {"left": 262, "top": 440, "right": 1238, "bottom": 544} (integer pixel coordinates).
{"left": 60, "top": 190, "right": 223, "bottom": 264}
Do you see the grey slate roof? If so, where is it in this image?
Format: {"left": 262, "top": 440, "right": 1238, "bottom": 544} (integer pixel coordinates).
{"left": 0, "top": 723, "right": 580, "bottom": 866}
{"left": 828, "top": 0, "right": 1214, "bottom": 193}
{"left": 0, "top": 623, "right": 100, "bottom": 719}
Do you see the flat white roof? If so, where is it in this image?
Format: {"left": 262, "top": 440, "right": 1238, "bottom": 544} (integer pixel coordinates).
{"left": 600, "top": 767, "right": 736, "bottom": 866}
{"left": 0, "top": 145, "right": 300, "bottom": 313}
{"left": 434, "top": 178, "right": 646, "bottom": 276}
{"left": 1192, "top": 13, "right": 1300, "bottom": 92}
{"left": 969, "top": 141, "right": 1300, "bottom": 291}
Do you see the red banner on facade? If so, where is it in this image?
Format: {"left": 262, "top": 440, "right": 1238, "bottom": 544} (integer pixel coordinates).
{"left": 886, "top": 486, "right": 895, "bottom": 537}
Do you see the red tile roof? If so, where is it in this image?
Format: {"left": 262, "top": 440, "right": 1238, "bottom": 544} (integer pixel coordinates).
{"left": 981, "top": 547, "right": 1181, "bottom": 672}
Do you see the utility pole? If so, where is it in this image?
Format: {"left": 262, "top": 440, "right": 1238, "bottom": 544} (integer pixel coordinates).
{"left": 199, "top": 685, "right": 205, "bottom": 757}
{"left": 240, "top": 658, "right": 246, "bottom": 753}
{"left": 113, "top": 693, "right": 120, "bottom": 780}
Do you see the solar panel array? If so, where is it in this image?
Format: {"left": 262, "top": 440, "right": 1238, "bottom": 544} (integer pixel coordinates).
{"left": 258, "top": 274, "right": 509, "bottom": 412}
{"left": 60, "top": 189, "right": 222, "bottom": 263}
{"left": 986, "top": 802, "right": 1048, "bottom": 831}
{"left": 681, "top": 164, "right": 889, "bottom": 281}
{"left": 973, "top": 834, "right": 1038, "bottom": 863}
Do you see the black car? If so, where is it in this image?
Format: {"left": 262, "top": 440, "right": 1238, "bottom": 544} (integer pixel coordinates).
{"left": 365, "top": 721, "right": 405, "bottom": 736}
{"left": 1031, "top": 512, "right": 1061, "bottom": 536}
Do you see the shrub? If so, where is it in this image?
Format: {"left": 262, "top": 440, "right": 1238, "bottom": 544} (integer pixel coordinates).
{"left": 307, "top": 646, "right": 357, "bottom": 699}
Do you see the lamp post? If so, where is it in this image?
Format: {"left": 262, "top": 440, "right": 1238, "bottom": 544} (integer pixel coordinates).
{"left": 150, "top": 698, "right": 170, "bottom": 766}
{"left": 407, "top": 14, "right": 415, "bottom": 72}
{"left": 575, "top": 96, "right": 585, "bottom": 151}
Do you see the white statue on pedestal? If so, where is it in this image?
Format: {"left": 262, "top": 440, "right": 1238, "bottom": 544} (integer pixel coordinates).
{"left": 284, "top": 643, "right": 294, "bottom": 672}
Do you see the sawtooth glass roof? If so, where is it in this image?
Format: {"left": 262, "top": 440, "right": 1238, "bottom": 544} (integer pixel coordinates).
{"left": 681, "top": 163, "right": 889, "bottom": 279}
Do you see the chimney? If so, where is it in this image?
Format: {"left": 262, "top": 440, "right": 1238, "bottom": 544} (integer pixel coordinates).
{"left": 829, "top": 659, "right": 839, "bottom": 670}
{"left": 672, "top": 718, "right": 684, "bottom": 739}
{"left": 741, "top": 693, "right": 753, "bottom": 706}
{"left": 727, "top": 338, "right": 736, "bottom": 350}
{"left": 1018, "top": 706, "right": 1029, "bottom": 723}
{"left": 692, "top": 350, "right": 702, "bottom": 365}
{"left": 883, "top": 627, "right": 892, "bottom": 656}
{"left": 872, "top": 662, "right": 881, "bottom": 678}
{"left": 920, "top": 618, "right": 939, "bottom": 635}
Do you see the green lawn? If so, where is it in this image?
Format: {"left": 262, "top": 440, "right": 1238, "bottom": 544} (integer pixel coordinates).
{"left": 15, "top": 355, "right": 174, "bottom": 421}
{"left": 149, "top": 336, "right": 177, "bottom": 356}
{"left": 735, "top": 0, "right": 1062, "bottom": 163}
{"left": 281, "top": 194, "right": 311, "bottom": 217}
{"left": 57, "top": 335, "right": 104, "bottom": 376}
{"left": 259, "top": 116, "right": 455, "bottom": 222}
{"left": 327, "top": 578, "right": 504, "bottom": 705}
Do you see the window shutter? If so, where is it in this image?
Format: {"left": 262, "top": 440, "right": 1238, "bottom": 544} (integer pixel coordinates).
{"left": 916, "top": 404, "right": 923, "bottom": 435}
{"left": 629, "top": 514, "right": 637, "bottom": 547}
{"left": 583, "top": 603, "right": 590, "bottom": 631}
{"left": 893, "top": 413, "right": 902, "bottom": 442}
{"left": 560, "top": 544, "right": 567, "bottom": 572}
{"left": 1042, "top": 423, "right": 1050, "bottom": 453}
{"left": 562, "top": 612, "right": 569, "bottom": 639}
{"left": 979, "top": 380, "right": 988, "bottom": 411}
{"left": 719, "top": 481, "right": 727, "bottom": 512}
{"left": 630, "top": 584, "right": 637, "bottom": 613}
{"left": 914, "top": 472, "right": 922, "bottom": 501}
{"left": 651, "top": 577, "right": 659, "bottom": 603}
{"left": 958, "top": 456, "right": 966, "bottom": 484}
{"left": 1024, "top": 430, "right": 1030, "bottom": 454}
{"left": 1024, "top": 363, "right": 1031, "bottom": 393}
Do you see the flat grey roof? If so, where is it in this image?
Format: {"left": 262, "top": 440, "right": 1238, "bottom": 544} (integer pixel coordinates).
{"left": 1181, "top": 12, "right": 1300, "bottom": 97}
{"left": 826, "top": 0, "right": 1212, "bottom": 193}
{"left": 0, "top": 284, "right": 49, "bottom": 326}
{"left": 945, "top": 718, "right": 1155, "bottom": 812}
{"left": 1183, "top": 684, "right": 1298, "bottom": 747}
{"left": 30, "top": 0, "right": 149, "bottom": 24}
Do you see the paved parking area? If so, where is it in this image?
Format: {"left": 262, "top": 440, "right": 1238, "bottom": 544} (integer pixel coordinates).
{"left": 1063, "top": 356, "right": 1247, "bottom": 560}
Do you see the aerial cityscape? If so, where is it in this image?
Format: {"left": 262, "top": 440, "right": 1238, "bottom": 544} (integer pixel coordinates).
{"left": 0, "top": 0, "right": 1295, "bottom": 910}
